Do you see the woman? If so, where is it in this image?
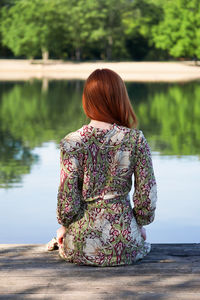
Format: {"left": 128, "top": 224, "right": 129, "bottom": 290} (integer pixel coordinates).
{"left": 47, "top": 68, "right": 157, "bottom": 266}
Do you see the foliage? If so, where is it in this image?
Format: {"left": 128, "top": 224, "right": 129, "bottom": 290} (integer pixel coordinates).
{"left": 91, "top": 0, "right": 130, "bottom": 60}
{"left": 152, "top": 0, "right": 200, "bottom": 59}
{"left": 121, "top": 0, "right": 164, "bottom": 60}
{"left": 0, "top": 0, "right": 165, "bottom": 60}
{"left": 1, "top": 0, "right": 199, "bottom": 60}
{"left": 0, "top": 0, "right": 67, "bottom": 58}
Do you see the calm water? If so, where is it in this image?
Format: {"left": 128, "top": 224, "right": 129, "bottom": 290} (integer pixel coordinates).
{"left": 0, "top": 80, "right": 200, "bottom": 244}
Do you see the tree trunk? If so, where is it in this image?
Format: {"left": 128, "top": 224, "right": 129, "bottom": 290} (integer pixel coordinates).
{"left": 29, "top": 56, "right": 34, "bottom": 64}
{"left": 42, "top": 48, "right": 49, "bottom": 63}
{"left": 106, "top": 36, "right": 113, "bottom": 60}
{"left": 193, "top": 55, "right": 198, "bottom": 66}
{"left": 75, "top": 47, "right": 81, "bottom": 61}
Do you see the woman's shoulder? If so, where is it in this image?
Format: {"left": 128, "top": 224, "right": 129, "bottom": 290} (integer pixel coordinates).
{"left": 60, "top": 125, "right": 146, "bottom": 151}
{"left": 131, "top": 128, "right": 145, "bottom": 141}
{"left": 115, "top": 124, "right": 144, "bottom": 142}
{"left": 60, "top": 127, "right": 83, "bottom": 152}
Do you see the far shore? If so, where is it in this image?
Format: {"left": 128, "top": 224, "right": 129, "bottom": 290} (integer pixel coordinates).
{"left": 0, "top": 59, "right": 200, "bottom": 82}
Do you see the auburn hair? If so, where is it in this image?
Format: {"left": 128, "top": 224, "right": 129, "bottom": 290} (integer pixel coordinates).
{"left": 82, "top": 68, "right": 138, "bottom": 128}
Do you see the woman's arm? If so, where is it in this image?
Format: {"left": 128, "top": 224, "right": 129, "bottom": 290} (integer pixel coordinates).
{"left": 132, "top": 130, "right": 157, "bottom": 226}
{"left": 56, "top": 139, "right": 82, "bottom": 227}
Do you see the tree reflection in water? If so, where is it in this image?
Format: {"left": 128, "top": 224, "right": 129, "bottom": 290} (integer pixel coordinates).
{"left": 0, "top": 79, "right": 199, "bottom": 188}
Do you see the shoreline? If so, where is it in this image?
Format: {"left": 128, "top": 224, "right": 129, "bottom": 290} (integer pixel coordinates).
{"left": 0, "top": 59, "right": 200, "bottom": 82}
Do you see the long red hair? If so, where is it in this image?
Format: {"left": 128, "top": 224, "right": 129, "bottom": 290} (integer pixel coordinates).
{"left": 82, "top": 68, "right": 138, "bottom": 128}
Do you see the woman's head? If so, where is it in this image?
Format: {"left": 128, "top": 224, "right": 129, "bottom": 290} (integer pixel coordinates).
{"left": 82, "top": 68, "right": 137, "bottom": 128}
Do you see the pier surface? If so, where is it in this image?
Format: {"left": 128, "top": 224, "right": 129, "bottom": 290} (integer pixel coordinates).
{"left": 0, "top": 243, "right": 200, "bottom": 299}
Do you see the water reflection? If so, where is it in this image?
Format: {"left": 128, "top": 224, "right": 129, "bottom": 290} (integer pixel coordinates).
{"left": 0, "top": 80, "right": 199, "bottom": 188}
{"left": 0, "top": 131, "right": 38, "bottom": 188}
{"left": 128, "top": 82, "right": 200, "bottom": 156}
{"left": 0, "top": 80, "right": 86, "bottom": 188}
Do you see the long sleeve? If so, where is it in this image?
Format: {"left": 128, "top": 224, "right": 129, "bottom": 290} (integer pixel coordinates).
{"left": 132, "top": 130, "right": 157, "bottom": 226}
{"left": 56, "top": 139, "right": 82, "bottom": 227}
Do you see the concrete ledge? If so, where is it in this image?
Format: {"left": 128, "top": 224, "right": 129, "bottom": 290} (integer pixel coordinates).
{"left": 0, "top": 243, "right": 200, "bottom": 299}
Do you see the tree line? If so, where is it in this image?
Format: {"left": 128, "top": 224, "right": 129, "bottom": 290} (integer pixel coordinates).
{"left": 0, "top": 0, "right": 199, "bottom": 61}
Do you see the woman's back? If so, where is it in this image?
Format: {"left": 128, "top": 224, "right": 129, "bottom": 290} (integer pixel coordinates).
{"left": 56, "top": 123, "right": 157, "bottom": 266}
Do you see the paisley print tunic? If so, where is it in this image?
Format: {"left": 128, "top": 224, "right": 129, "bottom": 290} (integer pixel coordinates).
{"left": 56, "top": 123, "right": 157, "bottom": 266}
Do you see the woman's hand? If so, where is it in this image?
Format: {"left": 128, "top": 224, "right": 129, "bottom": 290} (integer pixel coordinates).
{"left": 56, "top": 226, "right": 66, "bottom": 245}
{"left": 139, "top": 226, "right": 147, "bottom": 240}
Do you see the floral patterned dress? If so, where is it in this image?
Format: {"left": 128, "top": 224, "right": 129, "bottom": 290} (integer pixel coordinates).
{"left": 55, "top": 123, "right": 157, "bottom": 266}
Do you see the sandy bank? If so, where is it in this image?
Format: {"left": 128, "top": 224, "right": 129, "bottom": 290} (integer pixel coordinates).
{"left": 0, "top": 59, "right": 200, "bottom": 82}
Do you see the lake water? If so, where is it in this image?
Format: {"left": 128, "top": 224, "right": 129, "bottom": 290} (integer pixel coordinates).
{"left": 0, "top": 80, "right": 199, "bottom": 244}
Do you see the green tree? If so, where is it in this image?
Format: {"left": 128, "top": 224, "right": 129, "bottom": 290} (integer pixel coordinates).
{"left": 0, "top": 0, "right": 67, "bottom": 60}
{"left": 122, "top": 0, "right": 165, "bottom": 60}
{"left": 62, "top": 0, "right": 130, "bottom": 60}
{"left": 0, "top": 0, "right": 14, "bottom": 57}
{"left": 0, "top": 0, "right": 168, "bottom": 61}
{"left": 152, "top": 0, "right": 200, "bottom": 61}
{"left": 93, "top": 0, "right": 131, "bottom": 60}
{"left": 61, "top": 0, "right": 99, "bottom": 60}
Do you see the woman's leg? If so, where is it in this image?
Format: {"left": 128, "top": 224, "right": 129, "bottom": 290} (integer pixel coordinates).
{"left": 46, "top": 237, "right": 58, "bottom": 251}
